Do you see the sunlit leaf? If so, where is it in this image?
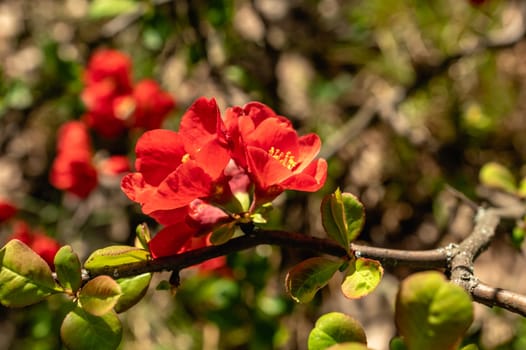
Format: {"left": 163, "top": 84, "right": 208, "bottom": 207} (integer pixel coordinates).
{"left": 54, "top": 245, "right": 82, "bottom": 293}
{"left": 114, "top": 273, "right": 151, "bottom": 313}
{"left": 79, "top": 276, "right": 122, "bottom": 316}
{"left": 479, "top": 162, "right": 516, "bottom": 193}
{"left": 308, "top": 312, "right": 367, "bottom": 350}
{"left": 61, "top": 306, "right": 122, "bottom": 350}
{"left": 0, "top": 240, "right": 59, "bottom": 307}
{"left": 285, "top": 257, "right": 343, "bottom": 303}
{"left": 395, "top": 271, "right": 473, "bottom": 350}
{"left": 321, "top": 189, "right": 365, "bottom": 253}
{"left": 84, "top": 245, "right": 150, "bottom": 276}
{"left": 341, "top": 258, "right": 383, "bottom": 299}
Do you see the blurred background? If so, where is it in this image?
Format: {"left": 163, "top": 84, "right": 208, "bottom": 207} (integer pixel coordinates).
{"left": 1, "top": 0, "right": 526, "bottom": 349}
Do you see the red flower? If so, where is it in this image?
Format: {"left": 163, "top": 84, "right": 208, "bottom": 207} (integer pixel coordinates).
{"left": 130, "top": 79, "right": 175, "bottom": 130}
{"left": 7, "top": 221, "right": 61, "bottom": 269}
{"left": 121, "top": 98, "right": 230, "bottom": 215}
{"left": 98, "top": 155, "right": 131, "bottom": 176}
{"left": 81, "top": 50, "right": 175, "bottom": 138}
{"left": 0, "top": 200, "right": 17, "bottom": 223}
{"left": 50, "top": 121, "right": 98, "bottom": 198}
{"left": 83, "top": 49, "right": 132, "bottom": 93}
{"left": 226, "top": 102, "right": 327, "bottom": 203}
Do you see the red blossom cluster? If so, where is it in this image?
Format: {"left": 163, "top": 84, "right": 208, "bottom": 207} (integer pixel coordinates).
{"left": 0, "top": 201, "right": 60, "bottom": 269}
{"left": 49, "top": 49, "right": 175, "bottom": 198}
{"left": 121, "top": 97, "right": 327, "bottom": 258}
{"left": 82, "top": 49, "right": 175, "bottom": 138}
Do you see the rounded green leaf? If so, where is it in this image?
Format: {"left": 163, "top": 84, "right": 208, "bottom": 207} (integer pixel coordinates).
{"left": 341, "top": 192, "right": 365, "bottom": 243}
{"left": 341, "top": 258, "right": 383, "bottom": 299}
{"left": 114, "top": 273, "right": 152, "bottom": 313}
{"left": 321, "top": 189, "right": 365, "bottom": 253}
{"left": 479, "top": 162, "right": 516, "bottom": 193}
{"left": 84, "top": 245, "right": 150, "bottom": 276}
{"left": 54, "top": 245, "right": 82, "bottom": 293}
{"left": 308, "top": 312, "right": 367, "bottom": 350}
{"left": 79, "top": 276, "right": 122, "bottom": 316}
{"left": 0, "top": 240, "right": 59, "bottom": 307}
{"left": 395, "top": 271, "right": 473, "bottom": 350}
{"left": 61, "top": 306, "right": 122, "bottom": 350}
{"left": 286, "top": 257, "right": 343, "bottom": 303}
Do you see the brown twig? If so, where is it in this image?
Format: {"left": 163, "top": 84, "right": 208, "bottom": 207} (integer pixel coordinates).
{"left": 85, "top": 201, "right": 526, "bottom": 316}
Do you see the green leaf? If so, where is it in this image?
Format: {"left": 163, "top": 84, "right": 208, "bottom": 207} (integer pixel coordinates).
{"left": 285, "top": 257, "right": 343, "bottom": 303}
{"left": 0, "top": 240, "right": 59, "bottom": 307}
{"left": 341, "top": 258, "right": 383, "bottom": 299}
{"left": 389, "top": 337, "right": 408, "bottom": 350}
{"left": 308, "top": 312, "right": 367, "bottom": 350}
{"left": 88, "top": 0, "right": 139, "bottom": 19}
{"left": 321, "top": 190, "right": 348, "bottom": 251}
{"left": 395, "top": 271, "right": 473, "bottom": 350}
{"left": 321, "top": 189, "right": 365, "bottom": 253}
{"left": 135, "top": 223, "right": 151, "bottom": 251}
{"left": 84, "top": 245, "right": 150, "bottom": 276}
{"left": 54, "top": 245, "right": 82, "bottom": 293}
{"left": 79, "top": 276, "right": 122, "bottom": 316}
{"left": 209, "top": 222, "right": 236, "bottom": 245}
{"left": 114, "top": 273, "right": 151, "bottom": 313}
{"left": 459, "top": 345, "right": 479, "bottom": 350}
{"left": 479, "top": 162, "right": 517, "bottom": 193}
{"left": 341, "top": 192, "right": 365, "bottom": 243}
{"left": 61, "top": 306, "right": 122, "bottom": 350}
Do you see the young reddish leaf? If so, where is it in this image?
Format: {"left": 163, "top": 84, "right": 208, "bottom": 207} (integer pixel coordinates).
{"left": 395, "top": 271, "right": 473, "bottom": 350}
{"left": 308, "top": 312, "right": 367, "bottom": 350}
{"left": 114, "top": 273, "right": 152, "bottom": 313}
{"left": 321, "top": 189, "right": 365, "bottom": 253}
{"left": 79, "top": 276, "right": 122, "bottom": 316}
{"left": 0, "top": 240, "right": 60, "bottom": 307}
{"left": 479, "top": 162, "right": 517, "bottom": 193}
{"left": 61, "top": 306, "right": 122, "bottom": 350}
{"left": 285, "top": 257, "right": 343, "bottom": 303}
{"left": 54, "top": 245, "right": 82, "bottom": 293}
{"left": 341, "top": 258, "right": 383, "bottom": 299}
{"left": 84, "top": 245, "right": 150, "bottom": 275}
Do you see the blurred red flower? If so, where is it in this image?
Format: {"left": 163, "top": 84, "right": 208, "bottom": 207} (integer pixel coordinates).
{"left": 50, "top": 121, "right": 98, "bottom": 198}
{"left": 0, "top": 200, "right": 17, "bottom": 223}
{"left": 83, "top": 49, "right": 133, "bottom": 93}
{"left": 98, "top": 155, "right": 131, "bottom": 176}
{"left": 7, "top": 221, "right": 61, "bottom": 269}
{"left": 81, "top": 49, "right": 175, "bottom": 138}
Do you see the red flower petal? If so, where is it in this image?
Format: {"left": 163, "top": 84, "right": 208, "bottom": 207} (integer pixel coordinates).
{"left": 0, "top": 201, "right": 17, "bottom": 223}
{"left": 246, "top": 146, "right": 292, "bottom": 190}
{"left": 149, "top": 223, "right": 195, "bottom": 258}
{"left": 135, "top": 129, "right": 186, "bottom": 186}
{"left": 179, "top": 97, "right": 225, "bottom": 149}
{"left": 121, "top": 173, "right": 156, "bottom": 204}
{"left": 281, "top": 158, "right": 328, "bottom": 192}
{"left": 84, "top": 49, "right": 133, "bottom": 93}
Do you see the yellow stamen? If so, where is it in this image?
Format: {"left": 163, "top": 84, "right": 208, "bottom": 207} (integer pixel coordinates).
{"left": 268, "top": 146, "right": 297, "bottom": 170}
{"left": 181, "top": 153, "right": 191, "bottom": 163}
